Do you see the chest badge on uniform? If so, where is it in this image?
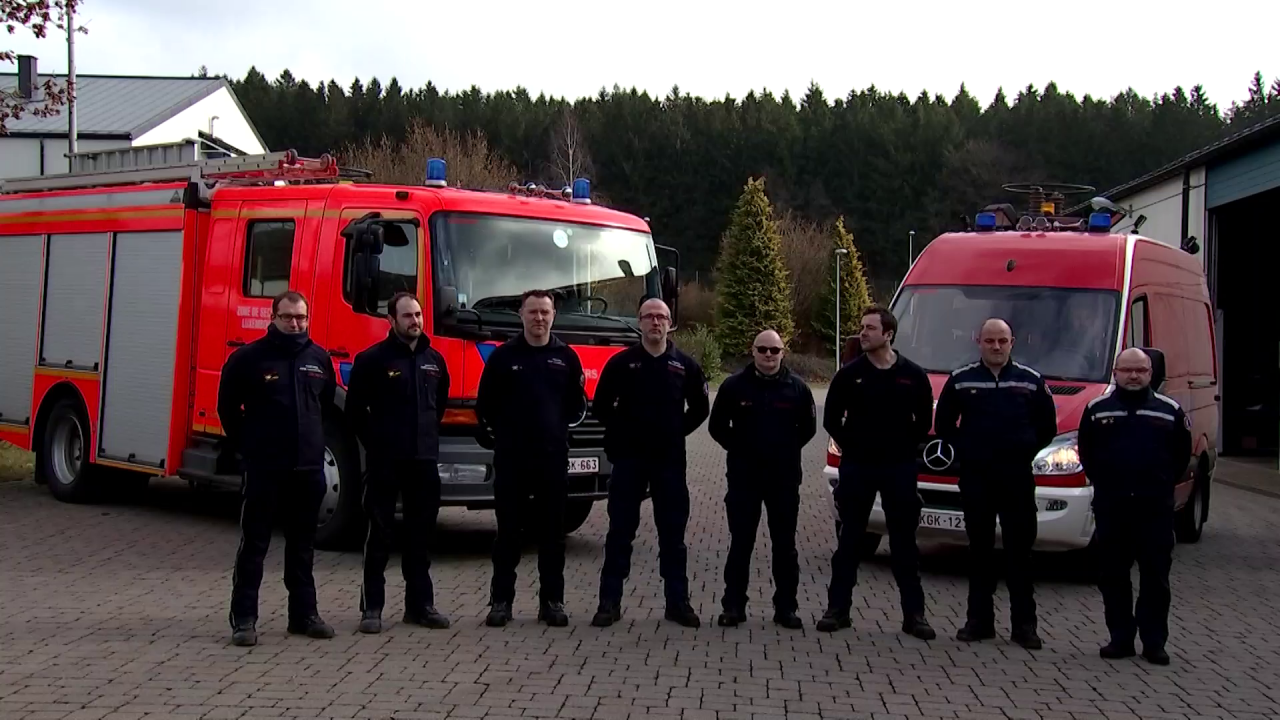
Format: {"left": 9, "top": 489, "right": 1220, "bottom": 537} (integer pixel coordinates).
{"left": 263, "top": 372, "right": 279, "bottom": 382}
{"left": 387, "top": 369, "right": 402, "bottom": 378}
{"left": 548, "top": 357, "right": 565, "bottom": 368}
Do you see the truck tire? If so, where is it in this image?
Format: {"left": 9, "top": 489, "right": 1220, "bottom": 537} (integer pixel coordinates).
{"left": 314, "top": 418, "right": 364, "bottom": 551}
{"left": 40, "top": 398, "right": 99, "bottom": 504}
{"left": 1175, "top": 460, "right": 1210, "bottom": 543}
{"left": 561, "top": 500, "right": 594, "bottom": 535}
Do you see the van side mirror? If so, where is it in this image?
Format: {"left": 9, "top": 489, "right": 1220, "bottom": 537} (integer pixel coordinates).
{"left": 351, "top": 224, "right": 387, "bottom": 314}
{"left": 1140, "top": 347, "right": 1166, "bottom": 391}
{"left": 655, "top": 243, "right": 681, "bottom": 330}
{"left": 1181, "top": 235, "right": 1200, "bottom": 255}
{"left": 438, "top": 286, "right": 459, "bottom": 315}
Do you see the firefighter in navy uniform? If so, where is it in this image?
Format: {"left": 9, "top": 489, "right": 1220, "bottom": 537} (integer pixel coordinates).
{"left": 708, "top": 329, "right": 816, "bottom": 629}
{"left": 218, "top": 290, "right": 337, "bottom": 647}
{"left": 591, "top": 297, "right": 710, "bottom": 629}
{"left": 475, "top": 289, "right": 587, "bottom": 628}
{"left": 1078, "top": 347, "right": 1191, "bottom": 666}
{"left": 933, "top": 318, "right": 1058, "bottom": 650}
{"left": 817, "top": 306, "right": 936, "bottom": 639}
{"left": 344, "top": 292, "right": 451, "bottom": 635}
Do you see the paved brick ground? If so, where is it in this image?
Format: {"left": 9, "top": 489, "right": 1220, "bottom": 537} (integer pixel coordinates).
{"left": 2, "top": 420, "right": 1279, "bottom": 720}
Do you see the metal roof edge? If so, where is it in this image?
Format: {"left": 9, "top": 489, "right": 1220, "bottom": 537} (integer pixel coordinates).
{"left": 1067, "top": 113, "right": 1280, "bottom": 213}
{"left": 221, "top": 81, "right": 269, "bottom": 153}
{"left": 128, "top": 78, "right": 228, "bottom": 138}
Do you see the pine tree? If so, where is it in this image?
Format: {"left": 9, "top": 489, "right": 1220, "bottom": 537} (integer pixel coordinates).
{"left": 812, "top": 216, "right": 872, "bottom": 349}
{"left": 714, "top": 177, "right": 795, "bottom": 356}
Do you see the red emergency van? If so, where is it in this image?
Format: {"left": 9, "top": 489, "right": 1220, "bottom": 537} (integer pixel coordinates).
{"left": 824, "top": 184, "right": 1217, "bottom": 553}
{"left": 0, "top": 144, "right": 680, "bottom": 549}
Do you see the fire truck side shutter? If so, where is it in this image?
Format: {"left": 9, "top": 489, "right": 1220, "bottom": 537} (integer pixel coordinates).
{"left": 0, "top": 235, "right": 43, "bottom": 425}
{"left": 98, "top": 231, "right": 184, "bottom": 468}
{"left": 41, "top": 233, "right": 109, "bottom": 371}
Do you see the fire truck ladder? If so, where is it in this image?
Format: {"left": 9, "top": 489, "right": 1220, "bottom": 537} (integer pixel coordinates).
{"left": 0, "top": 140, "right": 361, "bottom": 194}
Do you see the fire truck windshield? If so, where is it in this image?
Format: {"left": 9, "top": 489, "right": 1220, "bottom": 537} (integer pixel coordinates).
{"left": 889, "top": 285, "right": 1120, "bottom": 383}
{"left": 430, "top": 212, "right": 660, "bottom": 329}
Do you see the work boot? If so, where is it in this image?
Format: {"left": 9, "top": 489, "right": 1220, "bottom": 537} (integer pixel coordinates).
{"left": 538, "top": 601, "right": 569, "bottom": 627}
{"left": 1100, "top": 641, "right": 1136, "bottom": 659}
{"left": 815, "top": 607, "right": 852, "bottom": 632}
{"left": 902, "top": 614, "right": 937, "bottom": 641}
{"left": 717, "top": 607, "right": 747, "bottom": 627}
{"left": 1142, "top": 647, "right": 1170, "bottom": 666}
{"left": 404, "top": 606, "right": 451, "bottom": 629}
{"left": 1010, "top": 626, "right": 1043, "bottom": 650}
{"left": 230, "top": 618, "right": 258, "bottom": 647}
{"left": 358, "top": 610, "right": 382, "bottom": 635}
{"left": 955, "top": 621, "right": 996, "bottom": 642}
{"left": 664, "top": 601, "right": 701, "bottom": 628}
{"left": 485, "top": 602, "right": 512, "bottom": 627}
{"left": 287, "top": 615, "right": 335, "bottom": 639}
{"left": 773, "top": 610, "right": 803, "bottom": 630}
{"left": 591, "top": 601, "right": 622, "bottom": 627}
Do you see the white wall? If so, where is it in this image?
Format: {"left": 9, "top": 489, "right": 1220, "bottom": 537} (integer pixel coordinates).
{"left": 0, "top": 137, "right": 128, "bottom": 179}
{"left": 135, "top": 86, "right": 266, "bottom": 155}
{"left": 1111, "top": 169, "right": 1208, "bottom": 269}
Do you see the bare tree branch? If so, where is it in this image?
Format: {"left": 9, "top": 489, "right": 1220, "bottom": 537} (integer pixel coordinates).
{"left": 547, "top": 106, "right": 594, "bottom": 188}
{"left": 1, "top": 0, "right": 87, "bottom": 135}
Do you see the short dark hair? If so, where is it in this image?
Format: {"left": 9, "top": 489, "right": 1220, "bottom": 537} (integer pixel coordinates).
{"left": 387, "top": 291, "right": 421, "bottom": 317}
{"left": 272, "top": 290, "right": 307, "bottom": 315}
{"left": 862, "top": 304, "right": 897, "bottom": 340}
{"left": 520, "top": 289, "right": 555, "bottom": 308}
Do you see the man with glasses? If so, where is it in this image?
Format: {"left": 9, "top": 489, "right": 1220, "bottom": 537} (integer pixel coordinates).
{"left": 708, "top": 329, "right": 816, "bottom": 629}
{"left": 934, "top": 317, "right": 1058, "bottom": 650}
{"left": 591, "top": 297, "right": 710, "bottom": 628}
{"left": 476, "top": 289, "right": 587, "bottom": 627}
{"left": 345, "top": 292, "right": 451, "bottom": 634}
{"left": 817, "top": 306, "right": 936, "bottom": 639}
{"left": 218, "top": 290, "right": 337, "bottom": 647}
{"left": 1078, "top": 347, "right": 1191, "bottom": 666}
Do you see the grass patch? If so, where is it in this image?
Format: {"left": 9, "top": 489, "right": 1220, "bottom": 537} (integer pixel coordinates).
{"left": 0, "top": 441, "right": 34, "bottom": 483}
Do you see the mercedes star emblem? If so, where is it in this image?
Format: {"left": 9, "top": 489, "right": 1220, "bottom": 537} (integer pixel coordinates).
{"left": 922, "top": 439, "right": 955, "bottom": 471}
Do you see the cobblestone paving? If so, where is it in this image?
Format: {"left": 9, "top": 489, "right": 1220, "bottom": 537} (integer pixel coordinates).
{"left": 2, "top": 419, "right": 1279, "bottom": 719}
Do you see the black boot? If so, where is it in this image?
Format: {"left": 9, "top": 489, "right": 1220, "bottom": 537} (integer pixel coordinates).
{"left": 772, "top": 610, "right": 803, "bottom": 630}
{"left": 1010, "top": 625, "right": 1043, "bottom": 650}
{"left": 538, "top": 601, "right": 569, "bottom": 627}
{"left": 1100, "top": 641, "right": 1136, "bottom": 659}
{"left": 717, "top": 607, "right": 746, "bottom": 627}
{"left": 1141, "top": 647, "right": 1170, "bottom": 666}
{"left": 404, "top": 606, "right": 451, "bottom": 629}
{"left": 815, "top": 607, "right": 852, "bottom": 632}
{"left": 358, "top": 610, "right": 382, "bottom": 634}
{"left": 955, "top": 621, "right": 996, "bottom": 642}
{"left": 287, "top": 615, "right": 335, "bottom": 639}
{"left": 902, "top": 614, "right": 937, "bottom": 641}
{"left": 591, "top": 601, "right": 622, "bottom": 627}
{"left": 664, "top": 601, "right": 701, "bottom": 628}
{"left": 485, "top": 602, "right": 512, "bottom": 627}
{"left": 231, "top": 618, "right": 258, "bottom": 647}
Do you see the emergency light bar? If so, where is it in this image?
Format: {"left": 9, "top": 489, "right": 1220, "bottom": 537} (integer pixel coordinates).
{"left": 425, "top": 158, "right": 447, "bottom": 187}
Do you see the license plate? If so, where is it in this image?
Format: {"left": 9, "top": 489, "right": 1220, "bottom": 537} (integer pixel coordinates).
{"left": 568, "top": 457, "right": 599, "bottom": 475}
{"left": 919, "top": 511, "right": 966, "bottom": 530}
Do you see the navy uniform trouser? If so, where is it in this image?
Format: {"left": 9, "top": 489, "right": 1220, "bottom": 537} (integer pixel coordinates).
{"left": 360, "top": 458, "right": 442, "bottom": 614}
{"left": 1095, "top": 498, "right": 1174, "bottom": 651}
{"left": 490, "top": 451, "right": 568, "bottom": 605}
{"left": 600, "top": 458, "right": 689, "bottom": 607}
{"left": 721, "top": 469, "right": 800, "bottom": 613}
{"left": 229, "top": 467, "right": 325, "bottom": 628}
{"left": 959, "top": 469, "right": 1038, "bottom": 631}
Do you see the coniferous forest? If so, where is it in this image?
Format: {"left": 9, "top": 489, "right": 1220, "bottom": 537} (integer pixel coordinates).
{"left": 225, "top": 66, "right": 1280, "bottom": 302}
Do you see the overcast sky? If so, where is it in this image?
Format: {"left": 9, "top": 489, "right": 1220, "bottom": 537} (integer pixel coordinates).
{"left": 7, "top": 0, "right": 1278, "bottom": 109}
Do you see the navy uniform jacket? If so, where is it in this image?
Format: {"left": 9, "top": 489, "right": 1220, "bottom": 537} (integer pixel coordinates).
{"left": 475, "top": 334, "right": 587, "bottom": 459}
{"left": 592, "top": 341, "right": 710, "bottom": 465}
{"left": 934, "top": 360, "right": 1058, "bottom": 474}
{"left": 1078, "top": 387, "right": 1193, "bottom": 507}
{"left": 709, "top": 365, "right": 817, "bottom": 479}
{"left": 345, "top": 330, "right": 450, "bottom": 465}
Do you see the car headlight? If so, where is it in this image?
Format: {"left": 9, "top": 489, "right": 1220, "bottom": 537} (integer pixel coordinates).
{"left": 437, "top": 463, "right": 489, "bottom": 484}
{"left": 1031, "top": 432, "right": 1082, "bottom": 476}
{"left": 828, "top": 437, "right": 841, "bottom": 456}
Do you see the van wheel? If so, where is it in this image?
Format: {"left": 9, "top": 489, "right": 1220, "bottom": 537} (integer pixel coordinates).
{"left": 40, "top": 399, "right": 99, "bottom": 503}
{"left": 561, "top": 500, "right": 594, "bottom": 535}
{"left": 314, "top": 419, "right": 363, "bottom": 551}
{"left": 1175, "top": 470, "right": 1208, "bottom": 544}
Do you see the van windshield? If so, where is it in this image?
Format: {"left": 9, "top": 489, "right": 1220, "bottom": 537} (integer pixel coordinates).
{"left": 889, "top": 285, "right": 1120, "bottom": 383}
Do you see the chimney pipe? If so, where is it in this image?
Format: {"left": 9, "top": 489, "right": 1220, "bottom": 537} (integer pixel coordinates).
{"left": 18, "top": 55, "right": 37, "bottom": 100}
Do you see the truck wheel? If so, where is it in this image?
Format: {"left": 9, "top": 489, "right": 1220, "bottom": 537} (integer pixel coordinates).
{"left": 561, "top": 500, "right": 594, "bottom": 535}
{"left": 40, "top": 399, "right": 98, "bottom": 503}
{"left": 314, "top": 419, "right": 363, "bottom": 551}
{"left": 1175, "top": 468, "right": 1209, "bottom": 543}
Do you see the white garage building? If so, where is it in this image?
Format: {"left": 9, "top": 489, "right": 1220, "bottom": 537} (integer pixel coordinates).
{"left": 1079, "top": 114, "right": 1280, "bottom": 460}
{"left": 1, "top": 56, "right": 266, "bottom": 180}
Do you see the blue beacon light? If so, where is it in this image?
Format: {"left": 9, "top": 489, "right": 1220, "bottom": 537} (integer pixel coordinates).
{"left": 1087, "top": 212, "right": 1111, "bottom": 232}
{"left": 974, "top": 212, "right": 997, "bottom": 231}
{"left": 571, "top": 178, "right": 592, "bottom": 204}
{"left": 425, "top": 157, "right": 447, "bottom": 187}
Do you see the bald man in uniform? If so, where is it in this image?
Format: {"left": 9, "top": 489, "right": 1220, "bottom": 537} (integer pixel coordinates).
{"left": 708, "top": 330, "right": 817, "bottom": 629}
{"left": 1078, "top": 348, "right": 1191, "bottom": 666}
{"left": 934, "top": 318, "right": 1058, "bottom": 649}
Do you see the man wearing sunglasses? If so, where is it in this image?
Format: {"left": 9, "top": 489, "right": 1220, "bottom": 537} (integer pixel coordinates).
{"left": 591, "top": 297, "right": 710, "bottom": 628}
{"left": 817, "top": 306, "right": 936, "bottom": 640}
{"left": 708, "top": 329, "right": 817, "bottom": 629}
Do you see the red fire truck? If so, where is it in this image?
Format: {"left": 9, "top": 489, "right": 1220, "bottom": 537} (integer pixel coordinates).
{"left": 0, "top": 142, "right": 680, "bottom": 549}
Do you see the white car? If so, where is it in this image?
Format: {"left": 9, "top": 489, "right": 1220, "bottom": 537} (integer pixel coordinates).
{"left": 823, "top": 434, "right": 1096, "bottom": 554}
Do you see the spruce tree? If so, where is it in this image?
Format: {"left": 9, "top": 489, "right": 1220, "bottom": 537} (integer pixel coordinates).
{"left": 813, "top": 216, "right": 872, "bottom": 349}
{"left": 714, "top": 177, "right": 795, "bottom": 356}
